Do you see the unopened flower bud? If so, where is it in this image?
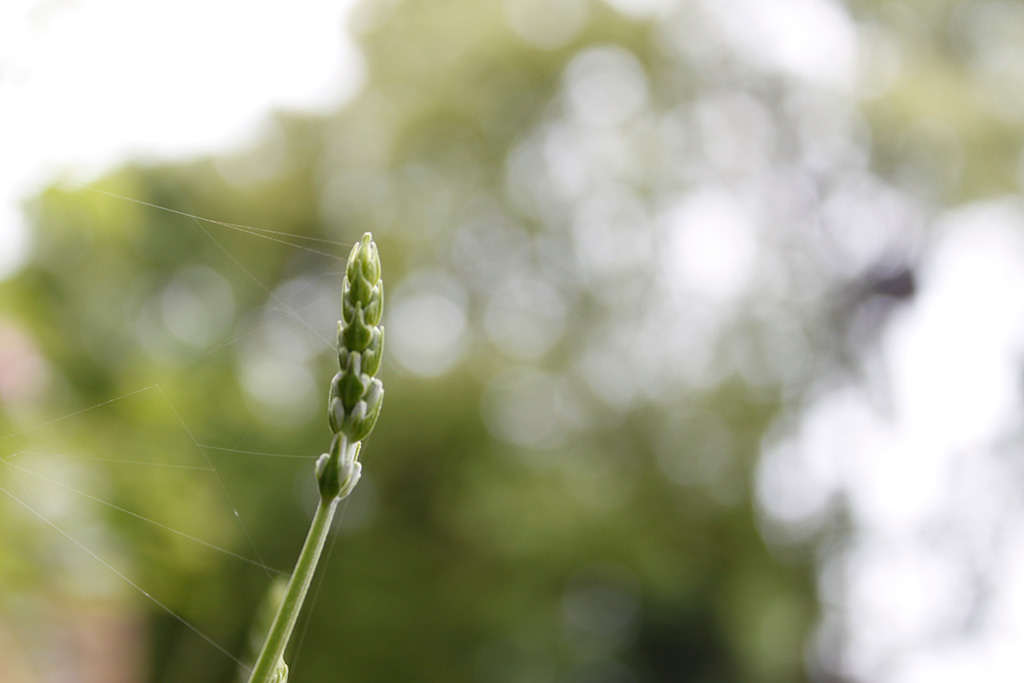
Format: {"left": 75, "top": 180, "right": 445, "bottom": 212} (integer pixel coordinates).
{"left": 319, "top": 232, "right": 384, "bottom": 502}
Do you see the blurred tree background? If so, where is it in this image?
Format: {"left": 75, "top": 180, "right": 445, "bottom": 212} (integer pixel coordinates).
{"left": 2, "top": 0, "right": 1019, "bottom": 681}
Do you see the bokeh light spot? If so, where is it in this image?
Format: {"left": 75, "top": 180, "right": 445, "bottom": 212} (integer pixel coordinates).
{"left": 388, "top": 269, "right": 469, "bottom": 377}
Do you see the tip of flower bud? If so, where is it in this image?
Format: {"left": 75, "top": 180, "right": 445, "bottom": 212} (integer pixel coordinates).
{"left": 347, "top": 233, "right": 381, "bottom": 285}
{"left": 357, "top": 233, "right": 381, "bottom": 283}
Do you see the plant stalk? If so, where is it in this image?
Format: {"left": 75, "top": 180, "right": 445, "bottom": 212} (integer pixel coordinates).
{"left": 247, "top": 232, "right": 383, "bottom": 682}
{"left": 246, "top": 494, "right": 340, "bottom": 683}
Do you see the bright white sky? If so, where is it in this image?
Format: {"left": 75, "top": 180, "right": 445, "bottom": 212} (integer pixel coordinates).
{"left": 0, "top": 0, "right": 363, "bottom": 279}
{"left": 758, "top": 204, "right": 1024, "bottom": 683}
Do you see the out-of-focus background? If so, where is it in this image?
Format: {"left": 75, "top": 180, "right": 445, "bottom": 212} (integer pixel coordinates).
{"left": 3, "top": 0, "right": 1024, "bottom": 681}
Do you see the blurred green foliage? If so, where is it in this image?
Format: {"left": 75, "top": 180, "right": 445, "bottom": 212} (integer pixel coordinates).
{"left": 7, "top": 0, "right": 1018, "bottom": 681}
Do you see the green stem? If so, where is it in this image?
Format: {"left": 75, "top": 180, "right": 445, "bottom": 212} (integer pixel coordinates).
{"left": 246, "top": 495, "right": 339, "bottom": 683}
